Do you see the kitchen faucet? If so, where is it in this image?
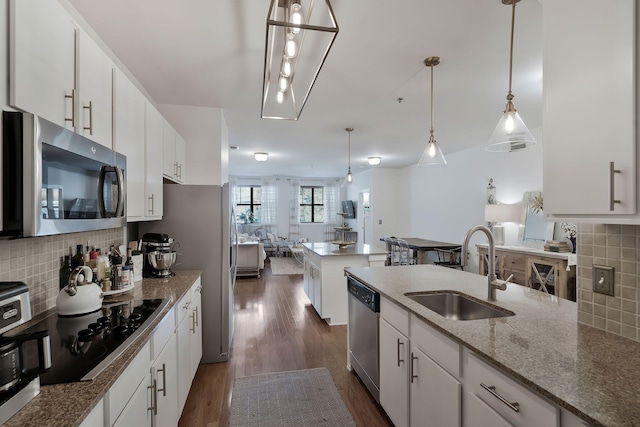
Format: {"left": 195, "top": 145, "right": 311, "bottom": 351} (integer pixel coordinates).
{"left": 461, "top": 225, "right": 511, "bottom": 301}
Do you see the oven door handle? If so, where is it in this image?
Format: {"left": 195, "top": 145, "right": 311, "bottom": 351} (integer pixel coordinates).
{"left": 98, "top": 166, "right": 125, "bottom": 218}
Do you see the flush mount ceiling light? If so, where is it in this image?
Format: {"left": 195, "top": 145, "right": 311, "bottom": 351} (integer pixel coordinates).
{"left": 486, "top": 0, "right": 536, "bottom": 152}
{"left": 417, "top": 56, "right": 447, "bottom": 167}
{"left": 262, "top": 0, "right": 339, "bottom": 120}
{"left": 254, "top": 152, "right": 269, "bottom": 162}
{"left": 342, "top": 128, "right": 354, "bottom": 186}
{"left": 368, "top": 156, "right": 381, "bottom": 166}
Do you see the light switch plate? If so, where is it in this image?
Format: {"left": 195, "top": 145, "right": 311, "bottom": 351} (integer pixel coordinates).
{"left": 593, "top": 264, "right": 615, "bottom": 296}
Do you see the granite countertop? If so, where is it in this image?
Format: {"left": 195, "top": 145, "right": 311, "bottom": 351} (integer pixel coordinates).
{"left": 476, "top": 243, "right": 578, "bottom": 263}
{"left": 4, "top": 270, "right": 202, "bottom": 427}
{"left": 345, "top": 265, "right": 639, "bottom": 427}
{"left": 303, "top": 242, "right": 387, "bottom": 256}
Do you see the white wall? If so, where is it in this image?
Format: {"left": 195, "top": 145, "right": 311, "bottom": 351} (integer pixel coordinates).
{"left": 157, "top": 104, "right": 228, "bottom": 185}
{"left": 400, "top": 128, "right": 544, "bottom": 272}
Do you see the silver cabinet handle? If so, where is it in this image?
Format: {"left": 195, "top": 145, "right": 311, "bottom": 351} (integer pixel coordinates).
{"left": 410, "top": 352, "right": 418, "bottom": 383}
{"left": 177, "top": 163, "right": 182, "bottom": 179}
{"left": 147, "top": 379, "right": 158, "bottom": 415}
{"left": 190, "top": 312, "right": 196, "bottom": 333}
{"left": 157, "top": 363, "right": 167, "bottom": 397}
{"left": 83, "top": 101, "right": 93, "bottom": 135}
{"left": 194, "top": 305, "right": 199, "bottom": 328}
{"left": 64, "top": 89, "right": 76, "bottom": 127}
{"left": 480, "top": 383, "right": 520, "bottom": 413}
{"left": 148, "top": 194, "right": 155, "bottom": 214}
{"left": 610, "top": 161, "right": 621, "bottom": 211}
{"left": 183, "top": 300, "right": 191, "bottom": 310}
{"left": 174, "top": 162, "right": 179, "bottom": 178}
{"left": 397, "top": 339, "right": 404, "bottom": 367}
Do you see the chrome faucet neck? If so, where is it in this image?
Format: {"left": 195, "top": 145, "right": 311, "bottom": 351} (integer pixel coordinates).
{"left": 461, "top": 225, "right": 501, "bottom": 301}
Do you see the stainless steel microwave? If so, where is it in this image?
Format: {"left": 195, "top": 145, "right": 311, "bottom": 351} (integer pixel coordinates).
{"left": 1, "top": 111, "right": 126, "bottom": 237}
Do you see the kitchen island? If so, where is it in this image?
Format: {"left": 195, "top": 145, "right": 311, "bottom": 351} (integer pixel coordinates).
{"left": 4, "top": 270, "right": 202, "bottom": 427}
{"left": 303, "top": 242, "right": 386, "bottom": 325}
{"left": 345, "top": 264, "right": 639, "bottom": 426}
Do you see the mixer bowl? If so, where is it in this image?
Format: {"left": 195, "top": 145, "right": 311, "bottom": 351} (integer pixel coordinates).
{"left": 148, "top": 251, "right": 177, "bottom": 271}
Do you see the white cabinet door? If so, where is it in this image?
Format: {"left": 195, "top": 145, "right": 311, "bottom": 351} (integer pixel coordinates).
{"left": 464, "top": 392, "right": 513, "bottom": 427}
{"left": 152, "top": 333, "right": 179, "bottom": 427}
{"left": 410, "top": 347, "right": 461, "bottom": 427}
{"left": 379, "top": 318, "right": 409, "bottom": 427}
{"left": 190, "top": 285, "right": 203, "bottom": 378}
{"left": 113, "top": 373, "right": 152, "bottom": 427}
{"left": 176, "top": 303, "right": 192, "bottom": 414}
{"left": 175, "top": 133, "right": 186, "bottom": 183}
{"left": 543, "top": 0, "right": 636, "bottom": 218}
{"left": 163, "top": 120, "right": 177, "bottom": 180}
{"left": 114, "top": 68, "right": 146, "bottom": 220}
{"left": 311, "top": 265, "right": 322, "bottom": 315}
{"left": 10, "top": 0, "right": 76, "bottom": 129}
{"left": 145, "top": 103, "right": 164, "bottom": 219}
{"left": 77, "top": 30, "right": 113, "bottom": 148}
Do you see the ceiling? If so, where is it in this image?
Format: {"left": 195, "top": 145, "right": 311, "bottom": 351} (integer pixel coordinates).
{"left": 68, "top": 0, "right": 543, "bottom": 178}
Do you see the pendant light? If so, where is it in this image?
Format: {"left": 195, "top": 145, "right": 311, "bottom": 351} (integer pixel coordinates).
{"left": 417, "top": 56, "right": 447, "bottom": 167}
{"left": 343, "top": 127, "right": 354, "bottom": 186}
{"left": 486, "top": 0, "right": 536, "bottom": 152}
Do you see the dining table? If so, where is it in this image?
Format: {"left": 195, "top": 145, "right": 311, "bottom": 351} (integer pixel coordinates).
{"left": 381, "top": 237, "right": 460, "bottom": 265}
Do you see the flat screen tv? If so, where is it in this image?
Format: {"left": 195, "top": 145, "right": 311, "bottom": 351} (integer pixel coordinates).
{"left": 342, "top": 200, "right": 355, "bottom": 218}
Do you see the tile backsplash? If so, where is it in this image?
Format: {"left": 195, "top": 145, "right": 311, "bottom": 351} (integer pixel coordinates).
{"left": 577, "top": 223, "right": 639, "bottom": 342}
{"left": 0, "top": 228, "right": 125, "bottom": 316}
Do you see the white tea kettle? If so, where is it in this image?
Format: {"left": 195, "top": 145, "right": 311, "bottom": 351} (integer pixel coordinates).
{"left": 57, "top": 266, "right": 104, "bottom": 316}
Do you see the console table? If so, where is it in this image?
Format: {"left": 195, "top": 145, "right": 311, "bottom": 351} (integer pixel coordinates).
{"left": 476, "top": 244, "right": 577, "bottom": 301}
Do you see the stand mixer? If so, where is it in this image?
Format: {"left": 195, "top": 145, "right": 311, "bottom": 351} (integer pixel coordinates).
{"left": 141, "top": 233, "right": 177, "bottom": 278}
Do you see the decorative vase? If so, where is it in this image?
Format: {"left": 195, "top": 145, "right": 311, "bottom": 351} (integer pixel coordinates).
{"left": 569, "top": 237, "right": 576, "bottom": 254}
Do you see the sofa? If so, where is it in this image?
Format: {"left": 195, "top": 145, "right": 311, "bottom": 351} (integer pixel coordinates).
{"left": 254, "top": 228, "right": 293, "bottom": 257}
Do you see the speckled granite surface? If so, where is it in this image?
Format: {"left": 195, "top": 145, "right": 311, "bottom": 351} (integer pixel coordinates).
{"left": 303, "top": 242, "right": 386, "bottom": 256}
{"left": 3, "top": 270, "right": 202, "bottom": 427}
{"left": 345, "top": 265, "right": 640, "bottom": 427}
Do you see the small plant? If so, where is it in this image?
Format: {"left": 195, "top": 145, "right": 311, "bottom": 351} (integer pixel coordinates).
{"left": 560, "top": 222, "right": 577, "bottom": 238}
{"left": 238, "top": 209, "right": 255, "bottom": 224}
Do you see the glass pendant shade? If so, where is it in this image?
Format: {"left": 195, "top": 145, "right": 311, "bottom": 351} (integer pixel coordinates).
{"left": 418, "top": 134, "right": 447, "bottom": 167}
{"left": 486, "top": 106, "right": 536, "bottom": 152}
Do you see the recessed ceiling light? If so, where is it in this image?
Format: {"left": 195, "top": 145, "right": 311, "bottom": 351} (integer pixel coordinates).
{"left": 368, "top": 157, "right": 381, "bottom": 166}
{"left": 254, "top": 152, "right": 269, "bottom": 162}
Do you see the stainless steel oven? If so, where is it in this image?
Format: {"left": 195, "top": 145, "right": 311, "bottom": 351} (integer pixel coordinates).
{"left": 1, "top": 111, "right": 126, "bottom": 237}
{"left": 347, "top": 275, "right": 380, "bottom": 403}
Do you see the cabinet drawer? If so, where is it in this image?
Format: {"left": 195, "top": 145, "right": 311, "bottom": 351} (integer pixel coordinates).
{"left": 381, "top": 296, "right": 409, "bottom": 336}
{"left": 151, "top": 306, "right": 175, "bottom": 360}
{"left": 106, "top": 341, "right": 151, "bottom": 425}
{"left": 464, "top": 351, "right": 559, "bottom": 427}
{"left": 410, "top": 315, "right": 460, "bottom": 378}
{"left": 502, "top": 269, "right": 526, "bottom": 287}
{"left": 501, "top": 253, "right": 526, "bottom": 273}
{"left": 175, "top": 288, "right": 193, "bottom": 326}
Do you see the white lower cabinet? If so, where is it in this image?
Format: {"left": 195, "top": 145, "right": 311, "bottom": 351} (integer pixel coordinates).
{"left": 462, "top": 349, "right": 559, "bottom": 427}
{"left": 379, "top": 317, "right": 409, "bottom": 427}
{"left": 151, "top": 333, "right": 178, "bottom": 427}
{"left": 189, "top": 284, "right": 203, "bottom": 379}
{"left": 465, "top": 391, "right": 513, "bottom": 427}
{"left": 113, "top": 372, "right": 152, "bottom": 427}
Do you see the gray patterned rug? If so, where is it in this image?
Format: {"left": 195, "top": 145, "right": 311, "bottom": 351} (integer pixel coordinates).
{"left": 229, "top": 368, "right": 356, "bottom": 427}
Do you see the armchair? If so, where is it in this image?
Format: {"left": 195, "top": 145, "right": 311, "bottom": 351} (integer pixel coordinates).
{"left": 255, "top": 228, "right": 293, "bottom": 257}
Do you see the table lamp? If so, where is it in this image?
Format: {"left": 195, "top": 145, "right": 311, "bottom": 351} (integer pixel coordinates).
{"left": 485, "top": 204, "right": 520, "bottom": 246}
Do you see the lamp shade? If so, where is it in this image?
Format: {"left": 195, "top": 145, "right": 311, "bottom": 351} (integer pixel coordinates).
{"left": 485, "top": 204, "right": 520, "bottom": 223}
{"left": 486, "top": 110, "right": 536, "bottom": 152}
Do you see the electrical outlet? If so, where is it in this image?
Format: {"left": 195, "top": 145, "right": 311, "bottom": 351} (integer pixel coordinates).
{"left": 593, "top": 264, "right": 614, "bottom": 296}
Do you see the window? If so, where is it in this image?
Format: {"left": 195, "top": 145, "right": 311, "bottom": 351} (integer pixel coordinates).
{"left": 300, "top": 186, "right": 324, "bottom": 223}
{"left": 235, "top": 186, "right": 262, "bottom": 223}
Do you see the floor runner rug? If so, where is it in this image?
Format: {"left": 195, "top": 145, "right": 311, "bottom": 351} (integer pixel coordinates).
{"left": 229, "top": 368, "right": 356, "bottom": 426}
{"left": 269, "top": 257, "right": 304, "bottom": 275}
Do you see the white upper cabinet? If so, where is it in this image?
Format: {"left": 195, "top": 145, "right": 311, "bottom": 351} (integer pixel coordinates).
{"left": 10, "top": 0, "right": 114, "bottom": 148}
{"left": 10, "top": 0, "right": 76, "bottom": 130}
{"left": 543, "top": 0, "right": 637, "bottom": 222}
{"left": 114, "top": 68, "right": 145, "bottom": 219}
{"left": 145, "top": 103, "right": 164, "bottom": 219}
{"left": 77, "top": 30, "right": 114, "bottom": 148}
{"left": 163, "top": 120, "right": 186, "bottom": 183}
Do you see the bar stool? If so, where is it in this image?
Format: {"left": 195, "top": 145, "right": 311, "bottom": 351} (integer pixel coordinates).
{"left": 434, "top": 247, "right": 463, "bottom": 270}
{"left": 396, "top": 239, "right": 415, "bottom": 265}
{"left": 384, "top": 237, "right": 401, "bottom": 265}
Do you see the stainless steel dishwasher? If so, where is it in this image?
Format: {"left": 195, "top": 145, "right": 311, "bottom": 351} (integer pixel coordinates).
{"left": 347, "top": 275, "right": 380, "bottom": 403}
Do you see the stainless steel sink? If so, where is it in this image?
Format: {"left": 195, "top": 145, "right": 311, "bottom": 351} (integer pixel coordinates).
{"left": 405, "top": 291, "right": 515, "bottom": 320}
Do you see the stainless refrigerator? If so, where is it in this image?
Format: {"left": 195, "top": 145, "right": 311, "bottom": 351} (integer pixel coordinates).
{"left": 140, "top": 183, "right": 237, "bottom": 363}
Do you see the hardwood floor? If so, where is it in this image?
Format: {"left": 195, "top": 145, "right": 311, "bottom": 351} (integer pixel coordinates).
{"left": 178, "top": 259, "right": 393, "bottom": 427}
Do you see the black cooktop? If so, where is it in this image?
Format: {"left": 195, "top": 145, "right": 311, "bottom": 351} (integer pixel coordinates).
{"left": 14, "top": 299, "right": 168, "bottom": 385}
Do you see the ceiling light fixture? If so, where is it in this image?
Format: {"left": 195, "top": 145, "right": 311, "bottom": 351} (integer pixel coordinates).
{"left": 343, "top": 128, "right": 354, "bottom": 186}
{"left": 368, "top": 156, "right": 381, "bottom": 166}
{"left": 254, "top": 152, "right": 269, "bottom": 162}
{"left": 486, "top": 0, "right": 536, "bottom": 152}
{"left": 417, "top": 56, "right": 447, "bottom": 167}
{"left": 262, "top": 0, "right": 339, "bottom": 120}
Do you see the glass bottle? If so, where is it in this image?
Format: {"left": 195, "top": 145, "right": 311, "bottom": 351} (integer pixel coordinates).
{"left": 71, "top": 244, "right": 84, "bottom": 268}
{"left": 125, "top": 249, "right": 134, "bottom": 285}
{"left": 59, "top": 256, "right": 71, "bottom": 290}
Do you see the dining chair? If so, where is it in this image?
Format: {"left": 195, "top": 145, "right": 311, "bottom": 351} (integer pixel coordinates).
{"left": 383, "top": 237, "right": 401, "bottom": 265}
{"left": 396, "top": 239, "right": 415, "bottom": 265}
{"left": 434, "top": 247, "right": 463, "bottom": 270}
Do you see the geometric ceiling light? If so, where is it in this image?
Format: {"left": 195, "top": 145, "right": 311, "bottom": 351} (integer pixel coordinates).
{"left": 262, "top": 0, "right": 339, "bottom": 120}
{"left": 417, "top": 56, "right": 447, "bottom": 167}
{"left": 486, "top": 0, "right": 536, "bottom": 152}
